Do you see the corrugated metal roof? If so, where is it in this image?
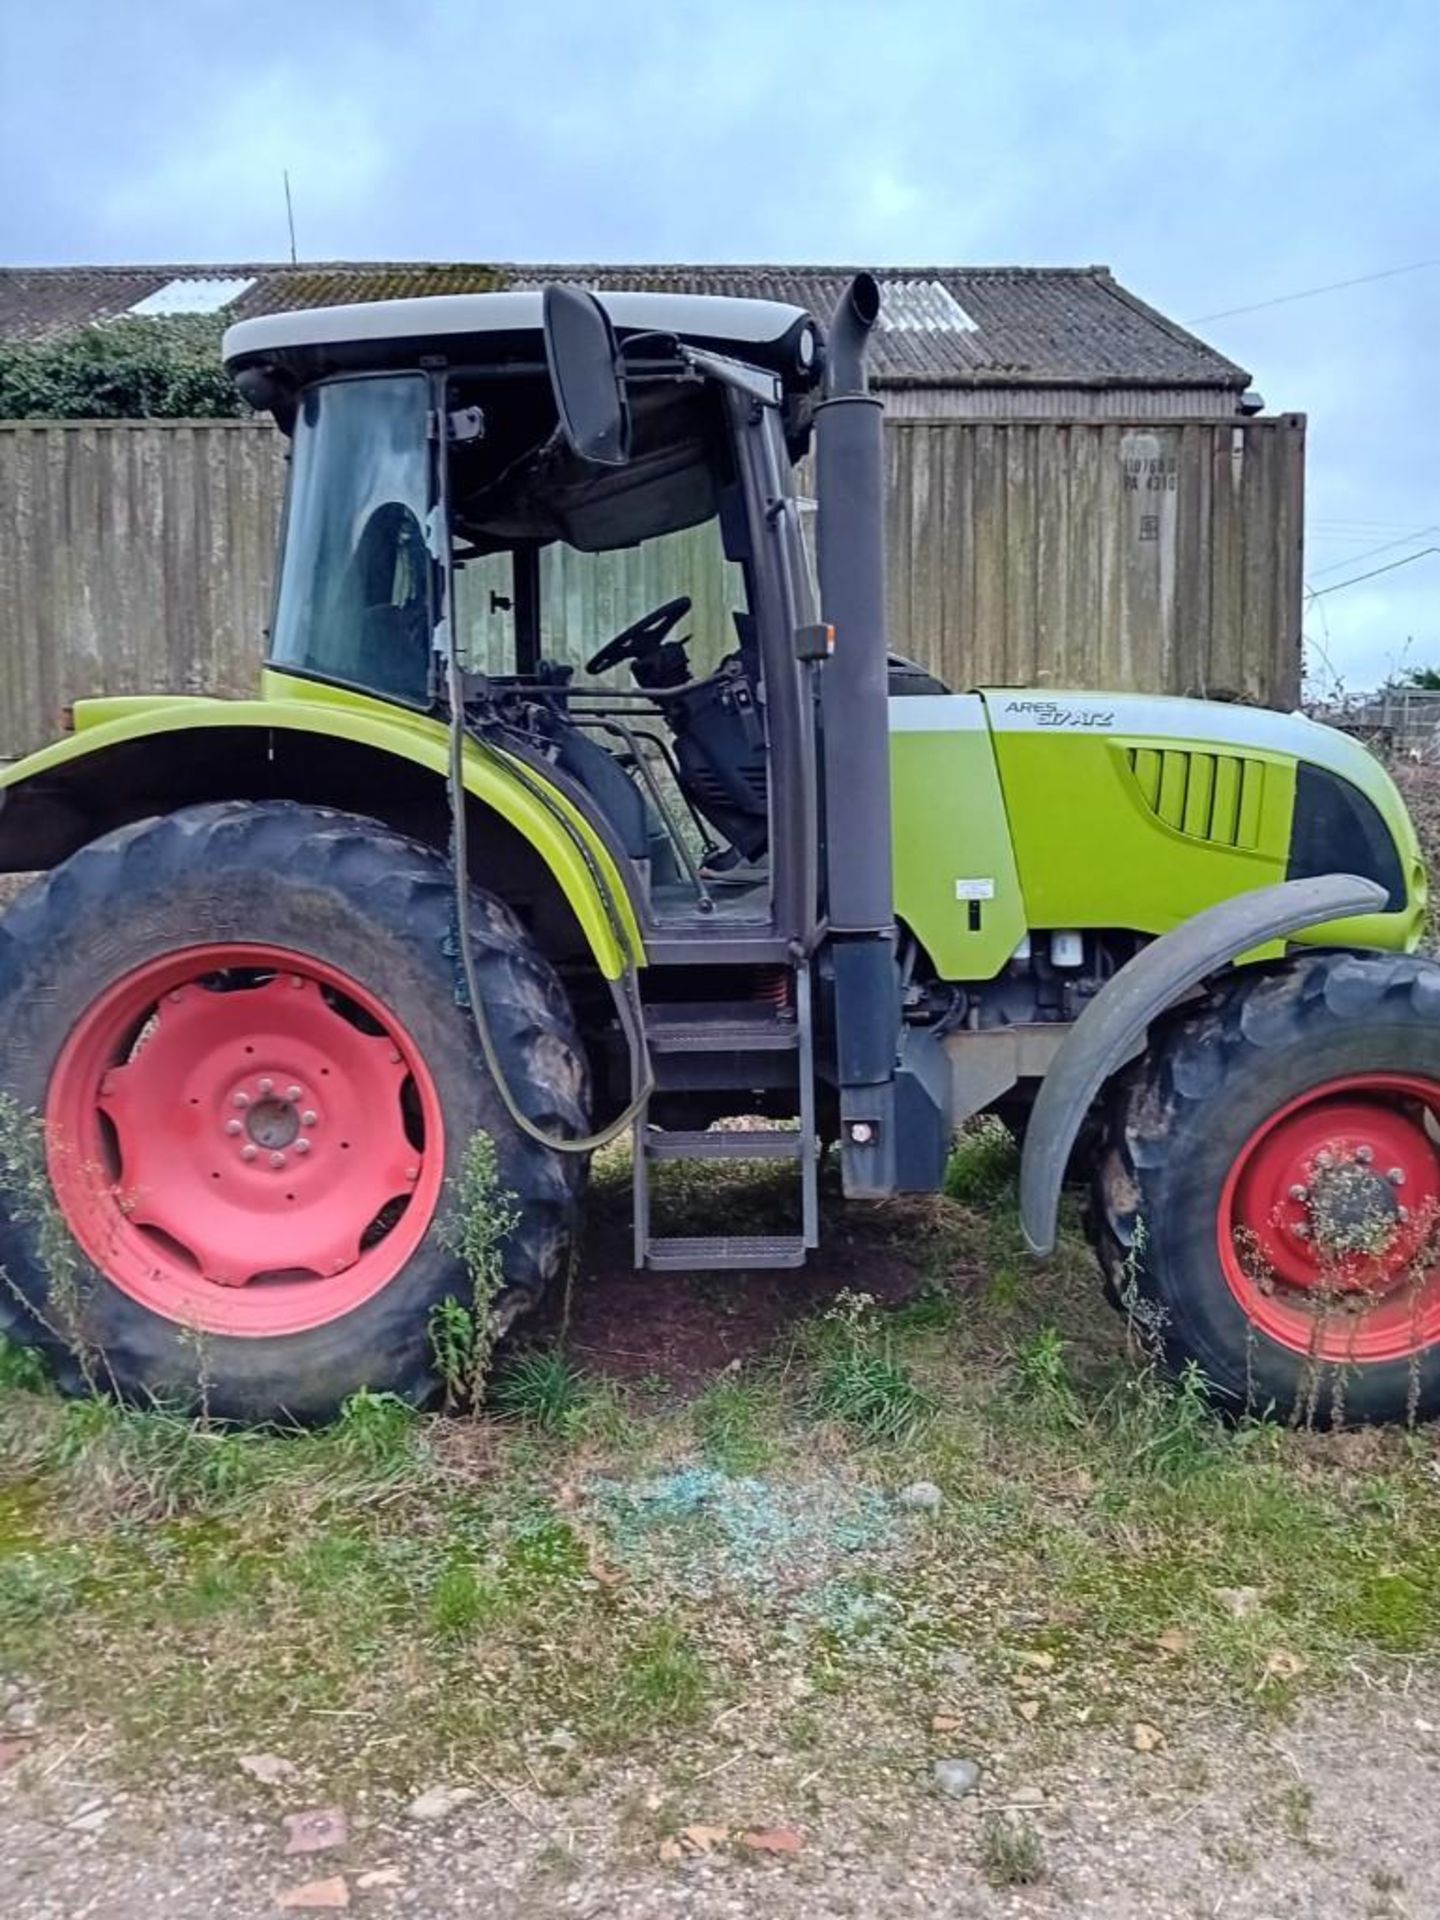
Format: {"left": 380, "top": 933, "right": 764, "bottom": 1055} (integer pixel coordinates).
{"left": 0, "top": 261, "right": 1248, "bottom": 390}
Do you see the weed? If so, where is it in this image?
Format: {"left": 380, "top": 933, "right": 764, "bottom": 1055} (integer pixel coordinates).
{"left": 489, "top": 1348, "right": 587, "bottom": 1431}
{"left": 0, "top": 1329, "right": 48, "bottom": 1394}
{"left": 944, "top": 1118, "right": 1019, "bottom": 1210}
{"left": 811, "top": 1290, "right": 934, "bottom": 1444}
{"left": 816, "top": 1348, "right": 933, "bottom": 1445}
{"left": 331, "top": 1388, "right": 422, "bottom": 1472}
{"left": 1013, "top": 1326, "right": 1085, "bottom": 1430}
{"left": 1101, "top": 1359, "right": 1224, "bottom": 1480}
{"left": 978, "top": 1812, "right": 1045, "bottom": 1887}
{"left": 432, "top": 1131, "right": 520, "bottom": 1407}
{"left": 0, "top": 1094, "right": 110, "bottom": 1396}
{"left": 428, "top": 1296, "right": 481, "bottom": 1410}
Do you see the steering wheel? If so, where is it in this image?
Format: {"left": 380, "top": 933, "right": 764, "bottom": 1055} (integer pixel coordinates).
{"left": 585, "top": 595, "right": 692, "bottom": 676}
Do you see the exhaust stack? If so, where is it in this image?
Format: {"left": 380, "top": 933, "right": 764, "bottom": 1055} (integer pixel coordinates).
{"left": 815, "top": 274, "right": 899, "bottom": 1195}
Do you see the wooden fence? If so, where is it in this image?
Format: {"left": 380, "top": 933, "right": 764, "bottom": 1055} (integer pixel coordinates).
{"left": 0, "top": 413, "right": 1304, "bottom": 759}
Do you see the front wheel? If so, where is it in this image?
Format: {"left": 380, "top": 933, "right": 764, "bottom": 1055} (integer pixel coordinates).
{"left": 0, "top": 802, "right": 590, "bottom": 1422}
{"left": 1090, "top": 951, "right": 1440, "bottom": 1425}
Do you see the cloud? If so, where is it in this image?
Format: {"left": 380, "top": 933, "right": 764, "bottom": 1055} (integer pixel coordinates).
{"left": 2, "top": 0, "right": 1436, "bottom": 685}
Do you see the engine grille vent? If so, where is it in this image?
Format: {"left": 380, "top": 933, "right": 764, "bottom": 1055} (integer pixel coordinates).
{"left": 1124, "top": 747, "right": 1265, "bottom": 849}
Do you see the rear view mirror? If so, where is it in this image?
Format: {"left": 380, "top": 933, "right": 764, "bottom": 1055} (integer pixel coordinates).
{"left": 541, "top": 284, "right": 631, "bottom": 468}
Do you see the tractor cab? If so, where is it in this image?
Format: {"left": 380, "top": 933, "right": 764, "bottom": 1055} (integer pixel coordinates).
{"left": 224, "top": 290, "right": 833, "bottom": 945}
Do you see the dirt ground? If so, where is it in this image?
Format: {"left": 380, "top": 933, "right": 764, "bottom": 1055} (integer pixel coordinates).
{"left": 3, "top": 1679, "right": 1436, "bottom": 1918}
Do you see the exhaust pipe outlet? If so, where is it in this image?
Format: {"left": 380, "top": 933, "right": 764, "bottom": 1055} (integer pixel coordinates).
{"left": 825, "top": 271, "right": 882, "bottom": 398}
{"left": 817, "top": 272, "right": 891, "bottom": 937}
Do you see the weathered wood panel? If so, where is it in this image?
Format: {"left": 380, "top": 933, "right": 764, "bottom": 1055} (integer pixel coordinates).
{"left": 884, "top": 414, "right": 1304, "bottom": 706}
{"left": 0, "top": 420, "right": 288, "bottom": 758}
{"left": 0, "top": 414, "right": 1304, "bottom": 759}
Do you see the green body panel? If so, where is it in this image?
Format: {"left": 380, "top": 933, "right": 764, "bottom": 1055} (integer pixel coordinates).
{"left": 888, "top": 714, "right": 1026, "bottom": 979}
{"left": 992, "top": 731, "right": 1295, "bottom": 929}
{"left": 887, "top": 690, "right": 1425, "bottom": 981}
{"left": 0, "top": 672, "right": 643, "bottom": 979}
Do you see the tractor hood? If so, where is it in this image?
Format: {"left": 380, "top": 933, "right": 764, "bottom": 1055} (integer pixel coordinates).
{"left": 982, "top": 689, "right": 1396, "bottom": 796}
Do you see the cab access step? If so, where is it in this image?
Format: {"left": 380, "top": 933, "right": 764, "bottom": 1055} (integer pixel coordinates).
{"left": 632, "top": 965, "right": 820, "bottom": 1271}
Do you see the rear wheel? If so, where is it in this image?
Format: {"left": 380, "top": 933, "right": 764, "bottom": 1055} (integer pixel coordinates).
{"left": 1090, "top": 951, "right": 1440, "bottom": 1425}
{"left": 0, "top": 802, "right": 589, "bottom": 1421}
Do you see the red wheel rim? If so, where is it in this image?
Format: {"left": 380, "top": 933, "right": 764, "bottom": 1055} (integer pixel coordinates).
{"left": 1218, "top": 1073, "right": 1440, "bottom": 1363}
{"left": 45, "top": 945, "right": 445, "bottom": 1338}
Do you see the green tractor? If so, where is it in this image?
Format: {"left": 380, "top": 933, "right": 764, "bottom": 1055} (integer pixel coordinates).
{"left": 1, "top": 274, "right": 1435, "bottom": 1424}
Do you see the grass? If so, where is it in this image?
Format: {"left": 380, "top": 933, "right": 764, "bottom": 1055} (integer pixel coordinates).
{"left": 0, "top": 1141, "right": 1438, "bottom": 1848}
{"left": 979, "top": 1813, "right": 1045, "bottom": 1887}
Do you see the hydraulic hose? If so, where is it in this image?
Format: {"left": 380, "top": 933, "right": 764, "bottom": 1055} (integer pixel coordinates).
{"left": 444, "top": 639, "right": 654, "bottom": 1155}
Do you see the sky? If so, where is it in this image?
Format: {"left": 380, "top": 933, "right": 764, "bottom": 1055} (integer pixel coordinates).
{"left": 1, "top": 0, "right": 1436, "bottom": 693}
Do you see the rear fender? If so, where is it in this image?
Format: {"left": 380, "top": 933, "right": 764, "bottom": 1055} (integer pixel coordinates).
{"left": 1017, "top": 873, "right": 1388, "bottom": 1256}
{"left": 0, "top": 695, "right": 643, "bottom": 979}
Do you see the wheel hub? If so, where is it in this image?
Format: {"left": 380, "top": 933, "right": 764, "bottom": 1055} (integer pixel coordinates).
{"left": 1304, "top": 1157, "right": 1402, "bottom": 1260}
{"left": 46, "top": 946, "right": 445, "bottom": 1338}
{"left": 1219, "top": 1073, "right": 1440, "bottom": 1363}
{"left": 240, "top": 1090, "right": 307, "bottom": 1144}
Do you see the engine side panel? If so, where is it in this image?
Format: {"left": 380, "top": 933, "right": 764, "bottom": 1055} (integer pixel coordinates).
{"left": 984, "top": 690, "right": 1424, "bottom": 958}
{"left": 887, "top": 689, "right": 1425, "bottom": 986}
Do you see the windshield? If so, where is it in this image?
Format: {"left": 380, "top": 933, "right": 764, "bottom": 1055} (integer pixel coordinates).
{"left": 269, "top": 375, "right": 434, "bottom": 706}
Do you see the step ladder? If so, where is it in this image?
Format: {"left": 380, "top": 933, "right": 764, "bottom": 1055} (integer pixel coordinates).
{"left": 632, "top": 964, "right": 820, "bottom": 1272}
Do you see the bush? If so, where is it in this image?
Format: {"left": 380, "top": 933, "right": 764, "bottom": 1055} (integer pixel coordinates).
{"left": 0, "top": 316, "right": 246, "bottom": 420}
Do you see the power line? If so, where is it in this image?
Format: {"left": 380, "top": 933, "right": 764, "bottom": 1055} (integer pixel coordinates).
{"left": 1193, "top": 257, "right": 1440, "bottom": 323}
{"left": 1306, "top": 548, "right": 1439, "bottom": 599}
{"left": 1308, "top": 525, "right": 1440, "bottom": 579}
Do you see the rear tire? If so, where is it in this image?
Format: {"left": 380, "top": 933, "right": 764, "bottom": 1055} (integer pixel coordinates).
{"left": 1090, "top": 951, "right": 1440, "bottom": 1426}
{"left": 0, "top": 801, "right": 590, "bottom": 1422}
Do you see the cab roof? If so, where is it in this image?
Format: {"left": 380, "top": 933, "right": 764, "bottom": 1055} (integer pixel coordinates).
{"left": 223, "top": 288, "right": 822, "bottom": 391}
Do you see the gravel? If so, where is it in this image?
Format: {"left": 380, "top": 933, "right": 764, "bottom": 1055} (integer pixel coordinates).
{"left": 12, "top": 1682, "right": 1434, "bottom": 1917}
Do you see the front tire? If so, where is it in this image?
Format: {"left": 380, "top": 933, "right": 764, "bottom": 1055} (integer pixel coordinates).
{"left": 1090, "top": 951, "right": 1440, "bottom": 1426}
{"left": 0, "top": 802, "right": 589, "bottom": 1422}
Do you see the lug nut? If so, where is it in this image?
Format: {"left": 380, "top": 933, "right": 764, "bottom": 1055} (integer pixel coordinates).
{"left": 285, "top": 1085, "right": 302, "bottom": 1103}
{"left": 233, "top": 1091, "right": 250, "bottom": 1109}
{"left": 225, "top": 1119, "right": 243, "bottom": 1136}
{"left": 1355, "top": 1145, "right": 1374, "bottom": 1165}
{"left": 1389, "top": 1167, "right": 1407, "bottom": 1186}
{"left": 301, "top": 1110, "right": 318, "bottom": 1128}
{"left": 1293, "top": 1222, "right": 1311, "bottom": 1239}
{"left": 269, "top": 1151, "right": 286, "bottom": 1170}
{"left": 1315, "top": 1150, "right": 1334, "bottom": 1170}
{"left": 241, "top": 1145, "right": 258, "bottom": 1162}
{"left": 258, "top": 1078, "right": 274, "bottom": 1095}
{"left": 295, "top": 1139, "right": 311, "bottom": 1156}
{"left": 1289, "top": 1184, "right": 1308, "bottom": 1203}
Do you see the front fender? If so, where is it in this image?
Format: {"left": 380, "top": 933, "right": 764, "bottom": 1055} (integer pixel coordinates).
{"left": 0, "top": 691, "right": 643, "bottom": 979}
{"left": 1017, "top": 873, "right": 1388, "bottom": 1256}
